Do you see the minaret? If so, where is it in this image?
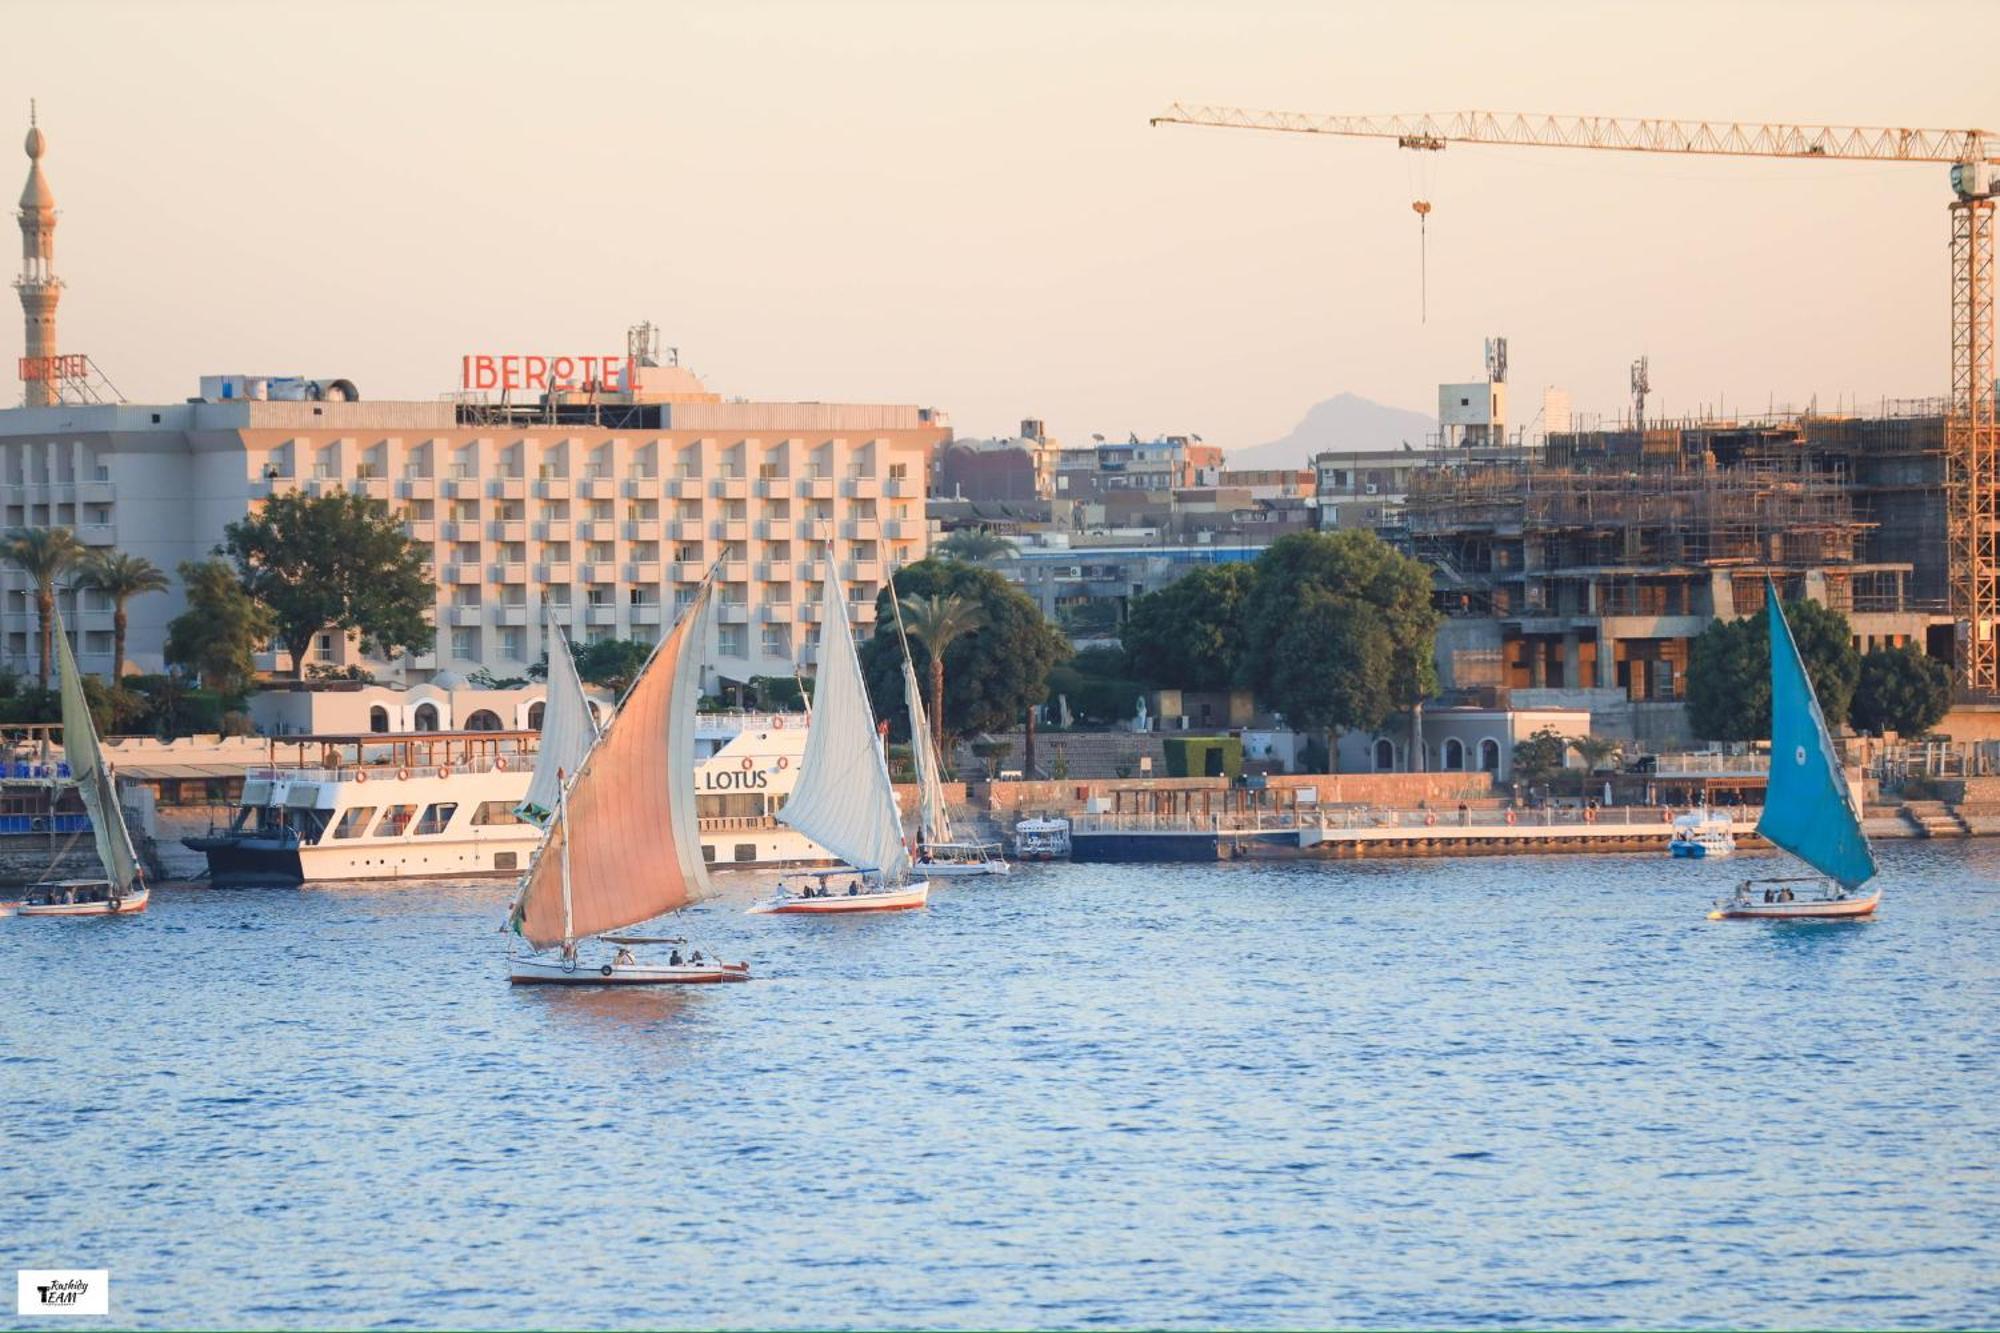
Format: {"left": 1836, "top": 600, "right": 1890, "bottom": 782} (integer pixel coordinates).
{"left": 16, "top": 101, "right": 61, "bottom": 408}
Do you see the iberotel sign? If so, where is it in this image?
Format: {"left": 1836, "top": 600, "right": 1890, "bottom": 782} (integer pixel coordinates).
{"left": 461, "top": 353, "right": 636, "bottom": 394}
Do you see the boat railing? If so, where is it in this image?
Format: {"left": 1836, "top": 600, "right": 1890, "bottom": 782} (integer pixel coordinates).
{"left": 1069, "top": 805, "right": 1764, "bottom": 834}
{"left": 245, "top": 754, "right": 525, "bottom": 785}
{"left": 697, "top": 815, "right": 775, "bottom": 832}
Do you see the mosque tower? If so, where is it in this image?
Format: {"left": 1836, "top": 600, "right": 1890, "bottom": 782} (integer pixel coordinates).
{"left": 16, "top": 101, "right": 60, "bottom": 408}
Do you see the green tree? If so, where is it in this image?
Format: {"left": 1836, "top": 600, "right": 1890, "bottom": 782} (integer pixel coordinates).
{"left": 936, "top": 528, "right": 1018, "bottom": 562}
{"left": 2, "top": 526, "right": 85, "bottom": 689}
{"left": 1238, "top": 531, "right": 1440, "bottom": 755}
{"left": 1851, "top": 644, "right": 1952, "bottom": 738}
{"left": 1121, "top": 562, "right": 1256, "bottom": 690}
{"left": 571, "top": 638, "right": 654, "bottom": 700}
{"left": 220, "top": 491, "right": 433, "bottom": 679}
{"left": 1569, "top": 734, "right": 1624, "bottom": 772}
{"left": 863, "top": 559, "right": 1069, "bottom": 747}
{"left": 1685, "top": 597, "right": 1860, "bottom": 741}
{"left": 1513, "top": 726, "right": 1570, "bottom": 788}
{"left": 165, "top": 558, "right": 275, "bottom": 696}
{"left": 1047, "top": 646, "right": 1142, "bottom": 724}
{"left": 901, "top": 592, "right": 986, "bottom": 760}
{"left": 77, "top": 550, "right": 170, "bottom": 679}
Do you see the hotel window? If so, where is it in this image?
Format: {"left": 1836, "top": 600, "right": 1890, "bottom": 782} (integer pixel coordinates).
{"left": 450, "top": 627, "right": 477, "bottom": 659}
{"left": 314, "top": 633, "right": 336, "bottom": 663}
{"left": 760, "top": 626, "right": 789, "bottom": 657}
{"left": 545, "top": 586, "right": 571, "bottom": 606}
{"left": 500, "top": 628, "right": 525, "bottom": 661}
{"left": 889, "top": 463, "right": 908, "bottom": 479}
{"left": 587, "top": 587, "right": 613, "bottom": 607}
{"left": 716, "top": 625, "right": 747, "bottom": 657}
{"left": 630, "top": 624, "right": 658, "bottom": 646}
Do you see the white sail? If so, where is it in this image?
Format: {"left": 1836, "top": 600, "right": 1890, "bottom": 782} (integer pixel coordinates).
{"left": 903, "top": 656, "right": 952, "bottom": 846}
{"left": 777, "top": 559, "right": 911, "bottom": 880}
{"left": 509, "top": 582, "right": 715, "bottom": 949}
{"left": 517, "top": 620, "right": 597, "bottom": 827}
{"left": 54, "top": 605, "right": 140, "bottom": 894}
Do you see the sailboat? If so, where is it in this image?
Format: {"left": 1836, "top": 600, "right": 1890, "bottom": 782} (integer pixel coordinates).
{"left": 19, "top": 605, "right": 149, "bottom": 917}
{"left": 516, "top": 618, "right": 597, "bottom": 828}
{"left": 893, "top": 587, "right": 1007, "bottom": 877}
{"left": 1710, "top": 581, "right": 1881, "bottom": 921}
{"left": 749, "top": 556, "right": 930, "bottom": 914}
{"left": 507, "top": 580, "right": 750, "bottom": 982}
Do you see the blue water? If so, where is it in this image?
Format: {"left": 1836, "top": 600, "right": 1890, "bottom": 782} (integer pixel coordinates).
{"left": 3, "top": 843, "right": 1997, "bottom": 1329}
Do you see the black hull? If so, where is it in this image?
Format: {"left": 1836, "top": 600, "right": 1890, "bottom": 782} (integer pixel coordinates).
{"left": 184, "top": 836, "right": 305, "bottom": 887}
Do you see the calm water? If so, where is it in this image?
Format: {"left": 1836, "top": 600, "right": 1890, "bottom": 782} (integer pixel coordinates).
{"left": 4, "top": 843, "right": 1998, "bottom": 1330}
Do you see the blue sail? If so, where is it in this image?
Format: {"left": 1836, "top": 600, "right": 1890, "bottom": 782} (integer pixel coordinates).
{"left": 1755, "top": 582, "right": 1877, "bottom": 888}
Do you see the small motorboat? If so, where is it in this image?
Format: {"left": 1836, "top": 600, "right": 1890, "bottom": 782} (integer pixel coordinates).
{"left": 749, "top": 870, "right": 931, "bottom": 915}
{"left": 18, "top": 881, "right": 150, "bottom": 917}
{"left": 1668, "top": 809, "right": 1736, "bottom": 859}
{"left": 1012, "top": 817, "right": 1070, "bottom": 861}
{"left": 1709, "top": 878, "right": 1880, "bottom": 921}
{"left": 917, "top": 842, "right": 1011, "bottom": 877}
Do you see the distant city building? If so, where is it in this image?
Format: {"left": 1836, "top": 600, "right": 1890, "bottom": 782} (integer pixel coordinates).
{"left": 1052, "top": 434, "right": 1223, "bottom": 499}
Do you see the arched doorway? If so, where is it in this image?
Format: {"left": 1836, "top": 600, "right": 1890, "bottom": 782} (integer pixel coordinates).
{"left": 413, "top": 702, "right": 440, "bottom": 732}
{"left": 368, "top": 705, "right": 390, "bottom": 734}
{"left": 1373, "top": 738, "right": 1395, "bottom": 772}
{"left": 1443, "top": 738, "right": 1465, "bottom": 771}
{"left": 464, "top": 709, "right": 503, "bottom": 732}
{"left": 527, "top": 701, "right": 546, "bottom": 731}
{"left": 1479, "top": 738, "right": 1501, "bottom": 773}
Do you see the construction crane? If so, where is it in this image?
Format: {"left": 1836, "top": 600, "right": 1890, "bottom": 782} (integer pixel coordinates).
{"left": 1150, "top": 103, "right": 2000, "bottom": 693}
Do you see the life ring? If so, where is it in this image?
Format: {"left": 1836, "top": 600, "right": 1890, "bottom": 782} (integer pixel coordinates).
{"left": 439, "top": 766, "right": 453, "bottom": 780}
{"left": 494, "top": 757, "right": 508, "bottom": 772}
{"left": 600, "top": 964, "right": 615, "bottom": 977}
{"left": 1504, "top": 809, "right": 1517, "bottom": 826}
{"left": 396, "top": 768, "right": 411, "bottom": 782}
{"left": 1424, "top": 812, "right": 1437, "bottom": 826}
{"left": 1584, "top": 807, "right": 1598, "bottom": 824}
{"left": 741, "top": 757, "right": 753, "bottom": 770}
{"left": 1661, "top": 808, "right": 1672, "bottom": 824}
{"left": 354, "top": 770, "right": 368, "bottom": 784}
{"left": 773, "top": 716, "right": 785, "bottom": 729}
{"left": 777, "top": 756, "right": 789, "bottom": 770}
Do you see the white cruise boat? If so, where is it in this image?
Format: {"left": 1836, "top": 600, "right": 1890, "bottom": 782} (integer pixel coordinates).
{"left": 1668, "top": 808, "right": 1737, "bottom": 859}
{"left": 187, "top": 711, "right": 835, "bottom": 885}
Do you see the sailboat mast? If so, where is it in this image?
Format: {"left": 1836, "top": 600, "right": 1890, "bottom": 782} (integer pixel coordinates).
{"left": 558, "top": 777, "right": 574, "bottom": 947}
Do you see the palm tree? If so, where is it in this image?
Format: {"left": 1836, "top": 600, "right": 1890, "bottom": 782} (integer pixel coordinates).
{"left": 77, "top": 551, "right": 171, "bottom": 681}
{"left": 902, "top": 592, "right": 984, "bottom": 763}
{"left": 2, "top": 526, "right": 85, "bottom": 690}
{"left": 937, "top": 527, "right": 1018, "bottom": 562}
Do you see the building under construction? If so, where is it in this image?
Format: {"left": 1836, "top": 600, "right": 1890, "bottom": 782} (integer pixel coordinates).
{"left": 1399, "top": 405, "right": 1951, "bottom": 743}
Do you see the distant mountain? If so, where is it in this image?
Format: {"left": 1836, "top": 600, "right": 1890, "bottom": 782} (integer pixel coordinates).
{"left": 1227, "top": 392, "right": 1436, "bottom": 471}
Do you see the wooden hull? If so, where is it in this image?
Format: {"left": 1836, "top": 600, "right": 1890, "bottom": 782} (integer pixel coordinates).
{"left": 747, "top": 880, "right": 931, "bottom": 914}
{"left": 1709, "top": 888, "right": 1880, "bottom": 920}
{"left": 17, "top": 886, "right": 150, "bottom": 917}
{"left": 509, "top": 956, "right": 751, "bottom": 985}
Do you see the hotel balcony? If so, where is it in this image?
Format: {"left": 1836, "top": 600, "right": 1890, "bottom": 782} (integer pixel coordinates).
{"left": 583, "top": 520, "right": 618, "bottom": 543}
{"left": 884, "top": 477, "right": 915, "bottom": 499}
{"left": 78, "top": 523, "right": 117, "bottom": 547}
{"left": 760, "top": 603, "right": 794, "bottom": 623}
{"left": 446, "top": 564, "right": 482, "bottom": 585}
{"left": 538, "top": 520, "right": 573, "bottom": 542}
{"left": 77, "top": 480, "right": 114, "bottom": 504}
{"left": 754, "top": 476, "right": 789, "bottom": 498}
{"left": 720, "top": 561, "right": 750, "bottom": 584}
{"left": 543, "top": 605, "right": 575, "bottom": 626}
{"left": 842, "top": 476, "right": 881, "bottom": 499}
{"left": 799, "top": 602, "right": 823, "bottom": 623}
{"left": 402, "top": 477, "right": 436, "bottom": 501}
{"left": 355, "top": 477, "right": 392, "bottom": 501}
{"left": 672, "top": 561, "right": 707, "bottom": 584}
{"left": 799, "top": 476, "right": 836, "bottom": 500}
{"left": 720, "top": 520, "right": 749, "bottom": 543}
{"left": 667, "top": 476, "right": 704, "bottom": 499}
{"left": 631, "top": 604, "right": 663, "bottom": 625}
{"left": 585, "top": 605, "right": 620, "bottom": 626}
{"left": 670, "top": 519, "right": 705, "bottom": 542}
{"left": 627, "top": 519, "right": 662, "bottom": 542}
{"left": 498, "top": 605, "right": 532, "bottom": 626}
{"left": 754, "top": 518, "right": 787, "bottom": 541}
{"left": 851, "top": 600, "right": 879, "bottom": 624}
{"left": 844, "top": 519, "right": 882, "bottom": 541}
{"left": 495, "top": 520, "right": 528, "bottom": 543}
{"left": 494, "top": 562, "right": 529, "bottom": 584}
{"left": 752, "top": 561, "right": 780, "bottom": 582}
{"left": 714, "top": 476, "right": 750, "bottom": 501}
{"left": 844, "top": 559, "right": 883, "bottom": 582}
{"left": 537, "top": 478, "right": 572, "bottom": 499}
{"left": 498, "top": 477, "right": 528, "bottom": 501}
{"left": 580, "top": 562, "right": 617, "bottom": 584}
{"left": 539, "top": 562, "right": 573, "bottom": 583}
{"left": 583, "top": 477, "right": 618, "bottom": 501}
{"left": 443, "top": 476, "right": 481, "bottom": 498}
{"left": 256, "top": 475, "right": 301, "bottom": 498}
{"left": 718, "top": 602, "right": 751, "bottom": 624}
{"left": 882, "top": 518, "right": 913, "bottom": 540}
{"left": 449, "top": 605, "right": 484, "bottom": 626}
{"left": 627, "top": 561, "right": 663, "bottom": 583}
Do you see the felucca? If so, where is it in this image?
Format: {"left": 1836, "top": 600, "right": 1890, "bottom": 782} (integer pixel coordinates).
{"left": 18, "top": 605, "right": 149, "bottom": 917}
{"left": 1711, "top": 581, "right": 1880, "bottom": 921}
{"left": 515, "top": 617, "right": 598, "bottom": 829}
{"left": 893, "top": 584, "right": 1007, "bottom": 877}
{"left": 749, "top": 557, "right": 930, "bottom": 913}
{"left": 507, "top": 579, "right": 750, "bottom": 982}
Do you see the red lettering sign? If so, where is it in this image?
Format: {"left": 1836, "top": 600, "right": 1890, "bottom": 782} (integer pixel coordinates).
{"left": 17, "top": 354, "right": 87, "bottom": 383}
{"left": 460, "top": 353, "right": 636, "bottom": 395}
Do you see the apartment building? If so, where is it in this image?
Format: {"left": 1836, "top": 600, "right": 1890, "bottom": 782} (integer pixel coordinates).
{"left": 0, "top": 359, "right": 946, "bottom": 685}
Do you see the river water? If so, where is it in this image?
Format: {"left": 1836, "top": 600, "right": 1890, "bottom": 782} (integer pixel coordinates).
{"left": 3, "top": 842, "right": 1997, "bottom": 1329}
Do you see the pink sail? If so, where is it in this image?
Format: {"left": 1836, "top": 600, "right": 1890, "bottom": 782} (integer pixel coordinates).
{"left": 513, "top": 583, "right": 714, "bottom": 949}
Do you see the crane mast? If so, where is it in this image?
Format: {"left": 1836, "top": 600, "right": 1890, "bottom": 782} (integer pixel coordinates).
{"left": 1152, "top": 103, "right": 2000, "bottom": 693}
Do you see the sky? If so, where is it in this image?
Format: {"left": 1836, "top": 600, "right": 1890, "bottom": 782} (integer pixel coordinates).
{"left": 3, "top": 0, "right": 1995, "bottom": 448}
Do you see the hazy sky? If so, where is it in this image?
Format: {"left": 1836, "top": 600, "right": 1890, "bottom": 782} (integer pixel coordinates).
{"left": 5, "top": 0, "right": 1995, "bottom": 448}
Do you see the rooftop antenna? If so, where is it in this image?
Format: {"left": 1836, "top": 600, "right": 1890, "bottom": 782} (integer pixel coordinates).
{"left": 1630, "top": 355, "right": 1651, "bottom": 432}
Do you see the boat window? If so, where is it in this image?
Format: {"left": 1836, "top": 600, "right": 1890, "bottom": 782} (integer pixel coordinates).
{"left": 464, "top": 709, "right": 503, "bottom": 732}
{"left": 331, "top": 806, "right": 378, "bottom": 839}
{"left": 412, "top": 802, "right": 459, "bottom": 836}
{"left": 494, "top": 851, "right": 518, "bottom": 871}
{"left": 368, "top": 705, "right": 390, "bottom": 734}
{"left": 527, "top": 701, "right": 546, "bottom": 731}
{"left": 734, "top": 843, "right": 757, "bottom": 862}
{"left": 700, "top": 844, "right": 717, "bottom": 863}
{"left": 413, "top": 703, "right": 440, "bottom": 732}
{"left": 471, "top": 800, "right": 524, "bottom": 826}
{"left": 375, "top": 804, "right": 417, "bottom": 837}
{"left": 697, "top": 793, "right": 766, "bottom": 820}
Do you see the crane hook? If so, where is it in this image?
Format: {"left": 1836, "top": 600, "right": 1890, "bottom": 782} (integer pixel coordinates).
{"left": 1411, "top": 200, "right": 1432, "bottom": 322}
